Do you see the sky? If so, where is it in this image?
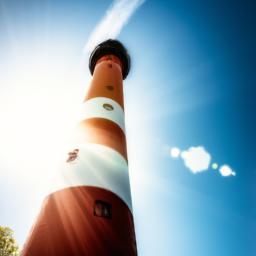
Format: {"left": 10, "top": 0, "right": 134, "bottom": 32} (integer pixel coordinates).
{"left": 0, "top": 0, "right": 255, "bottom": 255}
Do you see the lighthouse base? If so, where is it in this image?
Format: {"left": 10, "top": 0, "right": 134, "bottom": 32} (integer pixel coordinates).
{"left": 22, "top": 186, "right": 137, "bottom": 256}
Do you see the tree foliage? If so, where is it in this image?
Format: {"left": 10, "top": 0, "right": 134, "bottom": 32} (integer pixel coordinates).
{"left": 0, "top": 226, "right": 19, "bottom": 256}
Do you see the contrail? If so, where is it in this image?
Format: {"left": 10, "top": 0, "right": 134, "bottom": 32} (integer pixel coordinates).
{"left": 84, "top": 0, "right": 145, "bottom": 54}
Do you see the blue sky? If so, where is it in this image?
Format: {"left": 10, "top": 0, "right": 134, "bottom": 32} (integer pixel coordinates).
{"left": 0, "top": 0, "right": 255, "bottom": 255}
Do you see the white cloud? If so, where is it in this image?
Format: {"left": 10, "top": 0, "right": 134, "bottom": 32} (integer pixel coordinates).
{"left": 219, "top": 165, "right": 236, "bottom": 177}
{"left": 168, "top": 145, "right": 236, "bottom": 178}
{"left": 170, "top": 147, "right": 181, "bottom": 158}
{"left": 180, "top": 146, "right": 211, "bottom": 174}
{"left": 84, "top": 0, "right": 145, "bottom": 54}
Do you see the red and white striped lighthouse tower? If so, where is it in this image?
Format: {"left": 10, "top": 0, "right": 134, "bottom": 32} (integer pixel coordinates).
{"left": 22, "top": 40, "right": 137, "bottom": 255}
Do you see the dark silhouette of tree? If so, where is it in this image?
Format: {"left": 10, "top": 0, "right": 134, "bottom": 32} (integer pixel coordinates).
{"left": 0, "top": 226, "right": 19, "bottom": 256}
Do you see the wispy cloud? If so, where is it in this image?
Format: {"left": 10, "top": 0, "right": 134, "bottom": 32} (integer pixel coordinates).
{"left": 169, "top": 146, "right": 236, "bottom": 177}
{"left": 84, "top": 0, "right": 145, "bottom": 54}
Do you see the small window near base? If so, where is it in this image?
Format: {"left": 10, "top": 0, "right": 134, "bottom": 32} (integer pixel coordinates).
{"left": 94, "top": 200, "right": 112, "bottom": 219}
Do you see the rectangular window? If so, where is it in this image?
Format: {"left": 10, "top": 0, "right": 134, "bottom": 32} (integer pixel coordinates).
{"left": 94, "top": 200, "right": 112, "bottom": 219}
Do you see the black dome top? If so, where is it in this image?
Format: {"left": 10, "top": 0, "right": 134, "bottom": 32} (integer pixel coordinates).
{"left": 89, "top": 39, "right": 131, "bottom": 80}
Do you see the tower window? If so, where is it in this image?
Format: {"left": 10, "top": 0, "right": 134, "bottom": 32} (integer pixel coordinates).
{"left": 94, "top": 200, "right": 112, "bottom": 219}
{"left": 66, "top": 149, "right": 79, "bottom": 163}
{"left": 105, "top": 85, "right": 114, "bottom": 91}
{"left": 103, "top": 103, "right": 114, "bottom": 111}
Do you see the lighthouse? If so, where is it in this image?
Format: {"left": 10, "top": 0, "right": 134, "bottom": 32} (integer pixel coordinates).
{"left": 22, "top": 40, "right": 137, "bottom": 255}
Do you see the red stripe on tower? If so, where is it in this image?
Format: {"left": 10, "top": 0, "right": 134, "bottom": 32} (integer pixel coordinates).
{"left": 22, "top": 40, "right": 137, "bottom": 255}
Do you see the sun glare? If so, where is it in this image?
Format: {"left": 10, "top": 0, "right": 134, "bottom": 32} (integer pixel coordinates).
{"left": 0, "top": 51, "right": 87, "bottom": 192}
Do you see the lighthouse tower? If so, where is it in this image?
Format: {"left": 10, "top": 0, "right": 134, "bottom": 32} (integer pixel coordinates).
{"left": 22, "top": 40, "right": 137, "bottom": 255}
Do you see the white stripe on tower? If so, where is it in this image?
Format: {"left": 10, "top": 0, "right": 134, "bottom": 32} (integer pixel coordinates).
{"left": 51, "top": 142, "right": 132, "bottom": 211}
{"left": 79, "top": 97, "right": 125, "bottom": 133}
